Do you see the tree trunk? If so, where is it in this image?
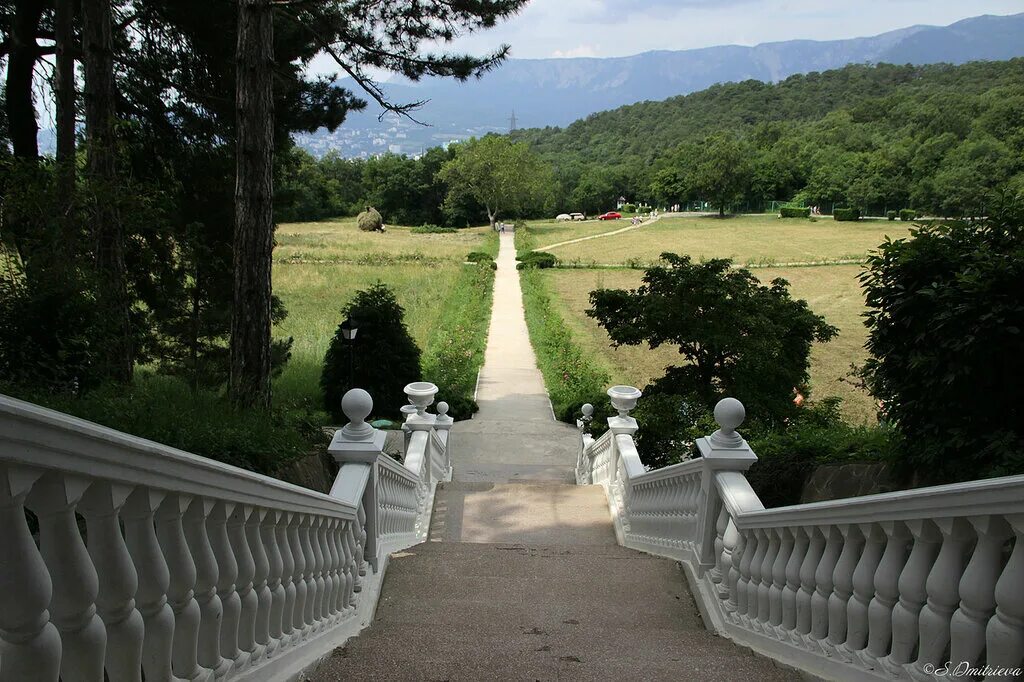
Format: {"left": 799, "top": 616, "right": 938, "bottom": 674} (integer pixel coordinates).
{"left": 5, "top": 0, "right": 43, "bottom": 160}
{"left": 230, "top": 0, "right": 275, "bottom": 409}
{"left": 83, "top": 0, "right": 133, "bottom": 383}
{"left": 55, "top": 0, "right": 76, "bottom": 205}
{"left": 487, "top": 207, "right": 496, "bottom": 230}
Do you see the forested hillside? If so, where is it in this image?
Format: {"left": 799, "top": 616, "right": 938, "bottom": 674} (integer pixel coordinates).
{"left": 513, "top": 60, "right": 1024, "bottom": 216}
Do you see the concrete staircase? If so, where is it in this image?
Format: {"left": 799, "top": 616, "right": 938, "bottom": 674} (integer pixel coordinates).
{"left": 314, "top": 482, "right": 803, "bottom": 681}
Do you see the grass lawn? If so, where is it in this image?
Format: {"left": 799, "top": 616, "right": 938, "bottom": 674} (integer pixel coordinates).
{"left": 275, "top": 219, "right": 495, "bottom": 263}
{"left": 540, "top": 263, "right": 876, "bottom": 424}
{"left": 524, "top": 217, "right": 645, "bottom": 247}
{"left": 272, "top": 220, "right": 497, "bottom": 410}
{"left": 541, "top": 214, "right": 913, "bottom": 267}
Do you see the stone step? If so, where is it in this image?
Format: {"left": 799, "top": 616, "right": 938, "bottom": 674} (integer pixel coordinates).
{"left": 312, "top": 541, "right": 805, "bottom": 681}
{"left": 428, "top": 483, "right": 615, "bottom": 545}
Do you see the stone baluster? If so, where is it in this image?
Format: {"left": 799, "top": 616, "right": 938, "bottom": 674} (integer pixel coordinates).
{"left": 827, "top": 524, "right": 863, "bottom": 652}
{"left": 770, "top": 527, "right": 794, "bottom": 632}
{"left": 310, "top": 516, "right": 327, "bottom": 627}
{"left": 207, "top": 501, "right": 242, "bottom": 669}
{"left": 260, "top": 511, "right": 285, "bottom": 656}
{"left": 288, "top": 513, "right": 308, "bottom": 640}
{"left": 228, "top": 505, "right": 259, "bottom": 666}
{"left": 782, "top": 526, "right": 809, "bottom": 637}
{"left": 246, "top": 508, "right": 272, "bottom": 660}
{"left": 122, "top": 487, "right": 175, "bottom": 681}
{"left": 948, "top": 516, "right": 1011, "bottom": 675}
{"left": 758, "top": 528, "right": 779, "bottom": 627}
{"left": 322, "top": 518, "right": 341, "bottom": 621}
{"left": 910, "top": 517, "right": 971, "bottom": 678}
{"left": 0, "top": 464, "right": 62, "bottom": 681}
{"left": 884, "top": 520, "right": 940, "bottom": 671}
{"left": 842, "top": 522, "right": 886, "bottom": 659}
{"left": 711, "top": 504, "right": 730, "bottom": 589}
{"left": 26, "top": 472, "right": 105, "bottom": 682}
{"left": 80, "top": 480, "right": 145, "bottom": 682}
{"left": 746, "top": 529, "right": 768, "bottom": 629}
{"left": 736, "top": 528, "right": 760, "bottom": 619}
{"left": 985, "top": 514, "right": 1024, "bottom": 675}
{"left": 276, "top": 513, "right": 297, "bottom": 646}
{"left": 154, "top": 493, "right": 204, "bottom": 681}
{"left": 719, "top": 516, "right": 740, "bottom": 606}
{"left": 299, "top": 515, "right": 318, "bottom": 630}
{"left": 725, "top": 526, "right": 747, "bottom": 614}
{"left": 797, "top": 526, "right": 825, "bottom": 643}
{"left": 341, "top": 520, "right": 357, "bottom": 611}
{"left": 811, "top": 525, "right": 842, "bottom": 644}
{"left": 355, "top": 503, "right": 369, "bottom": 590}
{"left": 865, "top": 522, "right": 910, "bottom": 665}
{"left": 346, "top": 520, "right": 361, "bottom": 607}
{"left": 182, "top": 498, "right": 229, "bottom": 677}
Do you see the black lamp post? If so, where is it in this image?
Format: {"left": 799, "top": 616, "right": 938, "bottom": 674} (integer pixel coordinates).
{"left": 340, "top": 317, "right": 359, "bottom": 387}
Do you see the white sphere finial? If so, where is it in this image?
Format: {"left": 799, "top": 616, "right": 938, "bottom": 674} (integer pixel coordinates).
{"left": 437, "top": 401, "right": 449, "bottom": 417}
{"left": 711, "top": 397, "right": 745, "bottom": 447}
{"left": 581, "top": 403, "right": 594, "bottom": 418}
{"left": 341, "top": 388, "right": 374, "bottom": 440}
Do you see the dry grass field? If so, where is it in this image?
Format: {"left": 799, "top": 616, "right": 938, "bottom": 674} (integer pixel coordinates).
{"left": 541, "top": 263, "right": 875, "bottom": 424}
{"left": 537, "top": 214, "right": 912, "bottom": 267}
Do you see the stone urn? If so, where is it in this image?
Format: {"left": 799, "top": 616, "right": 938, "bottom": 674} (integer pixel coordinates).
{"left": 404, "top": 382, "right": 439, "bottom": 417}
{"left": 607, "top": 385, "right": 642, "bottom": 417}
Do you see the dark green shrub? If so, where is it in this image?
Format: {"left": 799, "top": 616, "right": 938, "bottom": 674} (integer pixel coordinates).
{"left": 412, "top": 224, "right": 456, "bottom": 234}
{"left": 466, "top": 251, "right": 494, "bottom": 263}
{"left": 516, "top": 251, "right": 558, "bottom": 270}
{"left": 321, "top": 283, "right": 421, "bottom": 421}
{"left": 833, "top": 207, "right": 860, "bottom": 221}
{"left": 622, "top": 203, "right": 637, "bottom": 213}
{"left": 899, "top": 209, "right": 917, "bottom": 221}
{"left": 860, "top": 206, "right": 1024, "bottom": 483}
{"left": 780, "top": 206, "right": 811, "bottom": 218}
{"left": 886, "top": 210, "right": 897, "bottom": 221}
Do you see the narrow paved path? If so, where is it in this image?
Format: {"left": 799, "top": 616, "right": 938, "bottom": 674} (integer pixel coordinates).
{"left": 314, "top": 230, "right": 802, "bottom": 681}
{"left": 538, "top": 212, "right": 665, "bottom": 252}
{"left": 448, "top": 231, "right": 579, "bottom": 483}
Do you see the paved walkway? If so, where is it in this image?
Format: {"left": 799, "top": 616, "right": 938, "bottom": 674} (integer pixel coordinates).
{"left": 448, "top": 231, "right": 579, "bottom": 483}
{"left": 538, "top": 212, "right": 666, "bottom": 251}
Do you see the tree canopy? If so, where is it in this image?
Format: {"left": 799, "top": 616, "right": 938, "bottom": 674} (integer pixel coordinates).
{"left": 439, "top": 135, "right": 554, "bottom": 227}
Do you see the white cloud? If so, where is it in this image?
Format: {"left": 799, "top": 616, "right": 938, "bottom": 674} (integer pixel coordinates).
{"left": 551, "top": 44, "right": 601, "bottom": 58}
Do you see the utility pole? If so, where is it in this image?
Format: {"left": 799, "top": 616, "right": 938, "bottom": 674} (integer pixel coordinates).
{"left": 509, "top": 110, "right": 517, "bottom": 133}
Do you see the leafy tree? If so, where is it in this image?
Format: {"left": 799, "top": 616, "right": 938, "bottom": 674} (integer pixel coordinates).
{"left": 588, "top": 253, "right": 837, "bottom": 423}
{"left": 860, "top": 203, "right": 1024, "bottom": 483}
{"left": 439, "top": 135, "right": 554, "bottom": 229}
{"left": 321, "top": 283, "right": 422, "bottom": 421}
{"left": 690, "top": 133, "right": 754, "bottom": 216}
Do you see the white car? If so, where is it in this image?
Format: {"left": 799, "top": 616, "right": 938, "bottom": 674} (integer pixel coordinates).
{"left": 555, "top": 213, "right": 572, "bottom": 221}
{"left": 571, "top": 212, "right": 586, "bottom": 221}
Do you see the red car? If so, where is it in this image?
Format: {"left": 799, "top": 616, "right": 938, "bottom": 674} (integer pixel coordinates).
{"left": 598, "top": 211, "right": 622, "bottom": 220}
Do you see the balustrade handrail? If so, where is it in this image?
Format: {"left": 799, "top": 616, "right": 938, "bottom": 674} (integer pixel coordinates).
{"left": 578, "top": 389, "right": 1024, "bottom": 682}
{"left": 376, "top": 444, "right": 420, "bottom": 483}
{"left": 0, "top": 393, "right": 358, "bottom": 518}
{"left": 725, "top": 471, "right": 1024, "bottom": 528}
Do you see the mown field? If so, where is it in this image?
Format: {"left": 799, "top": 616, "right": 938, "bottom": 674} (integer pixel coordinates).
{"left": 534, "top": 214, "right": 913, "bottom": 267}
{"left": 525, "top": 215, "right": 906, "bottom": 424}
{"left": 273, "top": 219, "right": 497, "bottom": 411}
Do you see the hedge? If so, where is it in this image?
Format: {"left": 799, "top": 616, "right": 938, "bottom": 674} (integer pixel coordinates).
{"left": 886, "top": 210, "right": 897, "bottom": 221}
{"left": 780, "top": 206, "right": 811, "bottom": 218}
{"left": 900, "top": 209, "right": 917, "bottom": 221}
{"left": 516, "top": 251, "right": 558, "bottom": 270}
{"left": 833, "top": 207, "right": 860, "bottom": 221}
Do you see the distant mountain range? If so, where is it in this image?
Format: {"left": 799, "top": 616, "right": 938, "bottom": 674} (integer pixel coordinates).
{"left": 299, "top": 12, "right": 1024, "bottom": 158}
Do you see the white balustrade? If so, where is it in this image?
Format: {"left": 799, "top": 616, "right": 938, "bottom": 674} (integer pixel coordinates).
{"left": 576, "top": 388, "right": 1024, "bottom": 682}
{"left": 0, "top": 378, "right": 452, "bottom": 682}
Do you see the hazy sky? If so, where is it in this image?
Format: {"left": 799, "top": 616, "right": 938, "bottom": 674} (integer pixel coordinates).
{"left": 308, "top": 1, "right": 1024, "bottom": 77}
